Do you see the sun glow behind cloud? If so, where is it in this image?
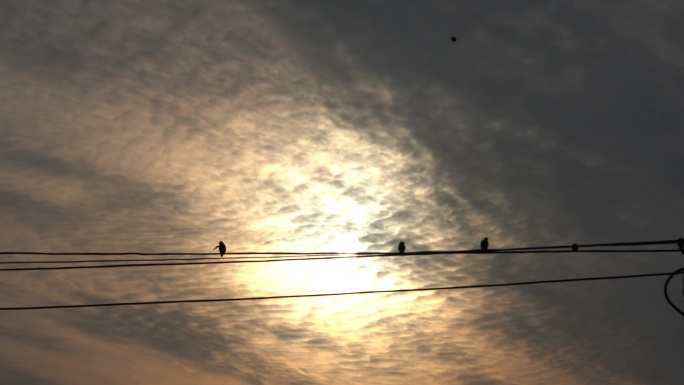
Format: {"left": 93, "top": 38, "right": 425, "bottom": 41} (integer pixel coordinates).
{"left": 237, "top": 118, "right": 438, "bottom": 249}
{"left": 233, "top": 122, "right": 439, "bottom": 316}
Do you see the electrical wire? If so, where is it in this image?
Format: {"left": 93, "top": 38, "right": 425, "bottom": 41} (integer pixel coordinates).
{"left": 1, "top": 248, "right": 678, "bottom": 267}
{"left": 0, "top": 270, "right": 681, "bottom": 311}
{"left": 500, "top": 239, "right": 677, "bottom": 251}
{"left": 0, "top": 254, "right": 391, "bottom": 272}
{"left": 1, "top": 238, "right": 680, "bottom": 257}
{"left": 0, "top": 257, "right": 224, "bottom": 265}
{"left": 0, "top": 254, "right": 387, "bottom": 265}
{"left": 0, "top": 248, "right": 680, "bottom": 272}
{"left": 663, "top": 267, "right": 684, "bottom": 319}
{"left": 0, "top": 249, "right": 679, "bottom": 272}
{"left": 0, "top": 251, "right": 374, "bottom": 256}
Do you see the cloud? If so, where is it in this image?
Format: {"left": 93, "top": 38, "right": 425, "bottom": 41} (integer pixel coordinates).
{"left": 2, "top": 0, "right": 684, "bottom": 384}
{"left": 257, "top": 0, "right": 684, "bottom": 244}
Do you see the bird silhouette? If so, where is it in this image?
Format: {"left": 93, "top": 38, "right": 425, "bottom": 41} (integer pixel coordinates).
{"left": 398, "top": 241, "right": 406, "bottom": 254}
{"left": 480, "top": 237, "right": 489, "bottom": 251}
{"left": 214, "top": 241, "right": 226, "bottom": 257}
{"left": 572, "top": 243, "right": 579, "bottom": 252}
{"left": 678, "top": 238, "right": 684, "bottom": 254}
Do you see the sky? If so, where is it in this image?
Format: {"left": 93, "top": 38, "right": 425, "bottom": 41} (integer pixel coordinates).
{"left": 1, "top": 0, "right": 684, "bottom": 384}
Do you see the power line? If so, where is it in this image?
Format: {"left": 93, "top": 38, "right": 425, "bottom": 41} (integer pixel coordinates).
{"left": 2, "top": 248, "right": 678, "bottom": 266}
{"left": 0, "top": 257, "right": 223, "bottom": 265}
{"left": 0, "top": 248, "right": 679, "bottom": 272}
{"left": 0, "top": 251, "right": 356, "bottom": 256}
{"left": 0, "top": 270, "right": 681, "bottom": 311}
{"left": 0, "top": 253, "right": 381, "bottom": 271}
{"left": 1, "top": 238, "right": 680, "bottom": 257}
{"left": 500, "top": 239, "right": 678, "bottom": 251}
{"left": 0, "top": 239, "right": 679, "bottom": 272}
{"left": 663, "top": 267, "right": 684, "bottom": 319}
{"left": 0, "top": 254, "right": 369, "bottom": 265}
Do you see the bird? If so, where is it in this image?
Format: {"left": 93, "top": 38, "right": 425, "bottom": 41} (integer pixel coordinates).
{"left": 214, "top": 241, "right": 226, "bottom": 257}
{"left": 450, "top": 36, "right": 457, "bottom": 42}
{"left": 572, "top": 243, "right": 579, "bottom": 252}
{"left": 480, "top": 237, "right": 489, "bottom": 251}
{"left": 678, "top": 238, "right": 684, "bottom": 254}
{"left": 398, "top": 241, "right": 406, "bottom": 254}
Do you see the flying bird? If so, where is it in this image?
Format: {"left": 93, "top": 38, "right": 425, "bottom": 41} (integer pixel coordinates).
{"left": 480, "top": 237, "right": 489, "bottom": 251}
{"left": 451, "top": 36, "right": 457, "bottom": 42}
{"left": 214, "top": 241, "right": 226, "bottom": 257}
{"left": 398, "top": 241, "right": 406, "bottom": 254}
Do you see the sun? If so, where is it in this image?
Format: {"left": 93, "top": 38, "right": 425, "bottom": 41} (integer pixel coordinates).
{"left": 231, "top": 125, "right": 419, "bottom": 313}
{"left": 257, "top": 233, "right": 374, "bottom": 293}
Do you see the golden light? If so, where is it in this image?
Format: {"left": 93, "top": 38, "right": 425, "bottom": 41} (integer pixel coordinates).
{"left": 230, "top": 120, "right": 440, "bottom": 321}
{"left": 253, "top": 232, "right": 377, "bottom": 295}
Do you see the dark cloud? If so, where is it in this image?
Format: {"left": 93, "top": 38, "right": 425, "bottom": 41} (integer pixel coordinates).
{"left": 256, "top": 0, "right": 684, "bottom": 244}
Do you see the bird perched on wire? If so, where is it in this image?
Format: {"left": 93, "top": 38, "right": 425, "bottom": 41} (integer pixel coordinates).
{"left": 678, "top": 238, "right": 684, "bottom": 254}
{"left": 214, "top": 241, "right": 226, "bottom": 257}
{"left": 480, "top": 237, "right": 489, "bottom": 251}
{"left": 398, "top": 241, "right": 406, "bottom": 254}
{"left": 572, "top": 243, "right": 579, "bottom": 252}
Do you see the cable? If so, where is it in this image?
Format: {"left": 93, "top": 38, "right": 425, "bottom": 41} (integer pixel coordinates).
{"left": 0, "top": 248, "right": 679, "bottom": 272}
{"left": 1, "top": 270, "right": 681, "bottom": 311}
{"left": 2, "top": 248, "right": 678, "bottom": 267}
{"left": 0, "top": 257, "right": 224, "bottom": 265}
{"left": 0, "top": 254, "right": 387, "bottom": 272}
{"left": 1, "top": 238, "right": 680, "bottom": 257}
{"left": 500, "top": 239, "right": 678, "bottom": 251}
{"left": 0, "top": 238, "right": 680, "bottom": 272}
{"left": 0, "top": 253, "right": 380, "bottom": 264}
{"left": 663, "top": 267, "right": 684, "bottom": 319}
{"left": 0, "top": 251, "right": 347, "bottom": 256}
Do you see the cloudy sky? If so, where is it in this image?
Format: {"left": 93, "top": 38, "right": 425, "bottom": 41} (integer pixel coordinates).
{"left": 1, "top": 0, "right": 684, "bottom": 383}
